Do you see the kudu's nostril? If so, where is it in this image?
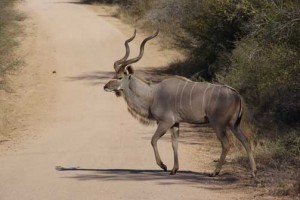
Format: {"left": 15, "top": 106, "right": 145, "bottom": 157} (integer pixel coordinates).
{"left": 103, "top": 85, "right": 107, "bottom": 91}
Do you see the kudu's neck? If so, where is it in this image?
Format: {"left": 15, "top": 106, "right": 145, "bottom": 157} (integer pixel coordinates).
{"left": 122, "top": 76, "right": 154, "bottom": 125}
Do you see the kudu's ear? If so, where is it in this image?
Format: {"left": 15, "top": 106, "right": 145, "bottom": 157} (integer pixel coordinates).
{"left": 124, "top": 65, "right": 134, "bottom": 75}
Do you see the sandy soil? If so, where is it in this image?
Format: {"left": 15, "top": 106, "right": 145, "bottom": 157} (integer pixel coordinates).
{"left": 0, "top": 0, "right": 276, "bottom": 199}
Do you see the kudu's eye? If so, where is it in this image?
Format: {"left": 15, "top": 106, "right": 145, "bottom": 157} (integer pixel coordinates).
{"left": 117, "top": 77, "right": 122, "bottom": 80}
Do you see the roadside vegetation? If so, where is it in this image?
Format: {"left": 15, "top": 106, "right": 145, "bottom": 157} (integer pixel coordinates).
{"left": 0, "top": 0, "right": 24, "bottom": 136}
{"left": 82, "top": 0, "right": 299, "bottom": 197}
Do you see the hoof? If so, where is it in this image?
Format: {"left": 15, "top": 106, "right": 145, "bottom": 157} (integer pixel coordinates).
{"left": 251, "top": 170, "right": 257, "bottom": 178}
{"left": 170, "top": 169, "right": 178, "bottom": 175}
{"left": 209, "top": 171, "right": 219, "bottom": 177}
{"left": 160, "top": 164, "right": 167, "bottom": 171}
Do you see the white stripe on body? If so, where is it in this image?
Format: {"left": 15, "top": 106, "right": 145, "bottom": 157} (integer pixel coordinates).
{"left": 226, "top": 87, "right": 229, "bottom": 99}
{"left": 189, "top": 82, "right": 197, "bottom": 110}
{"left": 202, "top": 84, "right": 211, "bottom": 115}
{"left": 212, "top": 86, "right": 221, "bottom": 111}
{"left": 180, "top": 82, "right": 188, "bottom": 110}
{"left": 175, "top": 82, "right": 181, "bottom": 111}
{"left": 206, "top": 85, "right": 215, "bottom": 115}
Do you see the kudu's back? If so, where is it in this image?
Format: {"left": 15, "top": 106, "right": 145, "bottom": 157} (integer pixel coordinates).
{"left": 151, "top": 77, "right": 241, "bottom": 126}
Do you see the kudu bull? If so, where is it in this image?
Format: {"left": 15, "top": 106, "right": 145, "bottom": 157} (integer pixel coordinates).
{"left": 104, "top": 30, "right": 257, "bottom": 177}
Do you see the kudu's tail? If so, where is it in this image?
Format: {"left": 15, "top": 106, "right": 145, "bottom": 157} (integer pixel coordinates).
{"left": 234, "top": 97, "right": 243, "bottom": 129}
{"left": 234, "top": 96, "right": 257, "bottom": 146}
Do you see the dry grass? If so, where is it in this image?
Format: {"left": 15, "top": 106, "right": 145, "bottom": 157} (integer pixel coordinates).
{"left": 0, "top": 0, "right": 25, "bottom": 138}
{"left": 232, "top": 130, "right": 300, "bottom": 198}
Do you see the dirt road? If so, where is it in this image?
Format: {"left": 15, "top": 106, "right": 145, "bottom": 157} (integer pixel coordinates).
{"left": 0, "top": 0, "right": 258, "bottom": 199}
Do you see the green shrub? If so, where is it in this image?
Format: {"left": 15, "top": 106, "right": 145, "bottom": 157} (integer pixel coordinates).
{"left": 0, "top": 0, "right": 21, "bottom": 136}
{"left": 221, "top": 0, "right": 300, "bottom": 126}
{"left": 0, "top": 0, "right": 19, "bottom": 75}
{"left": 255, "top": 130, "right": 300, "bottom": 168}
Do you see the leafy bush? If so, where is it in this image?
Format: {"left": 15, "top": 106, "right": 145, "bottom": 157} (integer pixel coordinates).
{"left": 0, "top": 0, "right": 20, "bottom": 75}
{"left": 254, "top": 130, "right": 300, "bottom": 168}
{"left": 222, "top": 0, "right": 300, "bottom": 126}
{"left": 0, "top": 0, "right": 21, "bottom": 136}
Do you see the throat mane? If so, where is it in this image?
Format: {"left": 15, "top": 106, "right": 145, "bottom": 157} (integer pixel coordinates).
{"left": 122, "top": 76, "right": 155, "bottom": 126}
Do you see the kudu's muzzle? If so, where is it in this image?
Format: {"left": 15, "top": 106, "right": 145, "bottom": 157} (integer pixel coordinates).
{"left": 104, "top": 80, "right": 122, "bottom": 97}
{"left": 103, "top": 84, "right": 109, "bottom": 92}
{"left": 103, "top": 79, "right": 120, "bottom": 92}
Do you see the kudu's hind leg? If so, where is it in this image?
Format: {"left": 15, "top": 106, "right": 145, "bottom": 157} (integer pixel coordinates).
{"left": 151, "top": 122, "right": 172, "bottom": 171}
{"left": 211, "top": 128, "right": 231, "bottom": 177}
{"left": 170, "top": 123, "right": 179, "bottom": 175}
{"left": 230, "top": 126, "right": 257, "bottom": 178}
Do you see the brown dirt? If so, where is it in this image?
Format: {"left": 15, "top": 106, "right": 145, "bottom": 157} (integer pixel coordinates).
{"left": 0, "top": 0, "right": 281, "bottom": 199}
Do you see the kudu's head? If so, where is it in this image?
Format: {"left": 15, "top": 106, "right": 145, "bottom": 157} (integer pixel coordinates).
{"left": 104, "top": 30, "right": 159, "bottom": 96}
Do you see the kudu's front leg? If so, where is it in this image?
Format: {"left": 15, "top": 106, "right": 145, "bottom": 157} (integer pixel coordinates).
{"left": 151, "top": 122, "right": 172, "bottom": 171}
{"left": 170, "top": 123, "right": 179, "bottom": 175}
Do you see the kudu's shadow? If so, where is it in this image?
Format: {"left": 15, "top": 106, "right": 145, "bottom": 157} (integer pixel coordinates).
{"left": 55, "top": 166, "right": 254, "bottom": 190}
{"left": 65, "top": 65, "right": 185, "bottom": 86}
{"left": 66, "top": 70, "right": 115, "bottom": 85}
{"left": 65, "top": 59, "right": 203, "bottom": 86}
